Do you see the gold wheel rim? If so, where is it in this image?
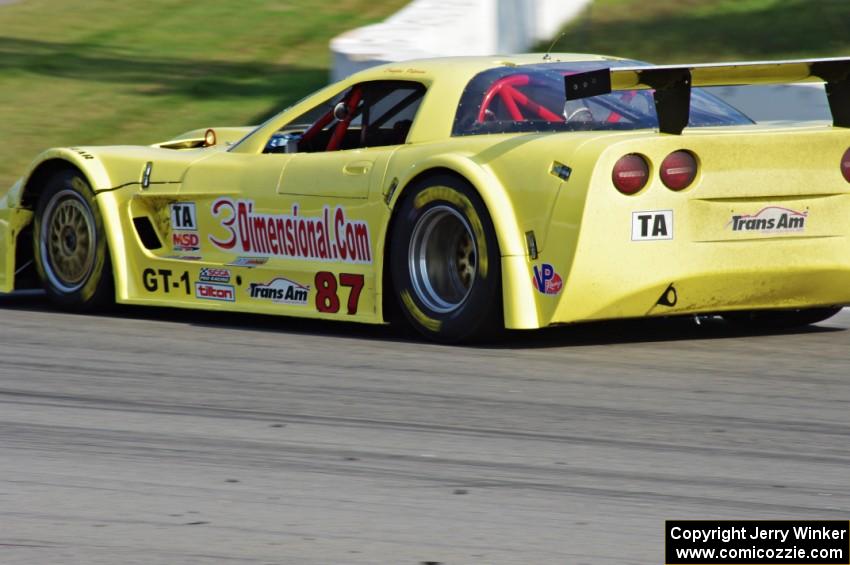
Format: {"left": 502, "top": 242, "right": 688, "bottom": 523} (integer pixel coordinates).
{"left": 41, "top": 190, "right": 96, "bottom": 292}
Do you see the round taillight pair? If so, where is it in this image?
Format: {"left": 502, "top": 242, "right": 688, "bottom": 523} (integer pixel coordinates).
{"left": 841, "top": 148, "right": 850, "bottom": 183}
{"left": 612, "top": 154, "right": 649, "bottom": 195}
{"left": 660, "top": 150, "right": 698, "bottom": 190}
{"left": 612, "top": 150, "right": 697, "bottom": 194}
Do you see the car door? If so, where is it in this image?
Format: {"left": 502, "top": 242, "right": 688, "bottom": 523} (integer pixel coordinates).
{"left": 185, "top": 80, "right": 426, "bottom": 319}
{"left": 253, "top": 81, "right": 427, "bottom": 318}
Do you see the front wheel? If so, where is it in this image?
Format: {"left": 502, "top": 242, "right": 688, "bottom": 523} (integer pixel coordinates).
{"left": 723, "top": 307, "right": 841, "bottom": 329}
{"left": 390, "top": 175, "right": 502, "bottom": 343}
{"left": 32, "top": 170, "right": 114, "bottom": 310}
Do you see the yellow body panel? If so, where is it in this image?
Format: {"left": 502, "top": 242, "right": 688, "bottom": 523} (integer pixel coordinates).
{"left": 3, "top": 54, "right": 850, "bottom": 330}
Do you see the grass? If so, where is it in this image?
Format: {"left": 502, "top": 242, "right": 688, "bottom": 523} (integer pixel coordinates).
{"left": 541, "top": 0, "right": 850, "bottom": 63}
{"left": 0, "top": 0, "right": 407, "bottom": 189}
{"left": 3, "top": 0, "right": 848, "bottom": 190}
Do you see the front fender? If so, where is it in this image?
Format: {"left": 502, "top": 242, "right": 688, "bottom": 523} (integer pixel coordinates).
{"left": 0, "top": 180, "right": 34, "bottom": 293}
{"left": 21, "top": 148, "right": 115, "bottom": 194}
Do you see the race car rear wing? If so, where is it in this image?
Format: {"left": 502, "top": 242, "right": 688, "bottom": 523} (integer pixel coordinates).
{"left": 564, "top": 57, "right": 850, "bottom": 134}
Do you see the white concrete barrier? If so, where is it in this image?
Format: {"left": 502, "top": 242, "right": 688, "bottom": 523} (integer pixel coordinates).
{"left": 330, "top": 0, "right": 592, "bottom": 81}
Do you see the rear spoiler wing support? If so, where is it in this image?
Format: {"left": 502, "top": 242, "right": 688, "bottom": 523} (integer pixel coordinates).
{"left": 565, "top": 58, "right": 850, "bottom": 135}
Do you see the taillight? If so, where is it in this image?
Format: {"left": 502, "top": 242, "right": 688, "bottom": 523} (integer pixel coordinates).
{"left": 660, "top": 150, "right": 697, "bottom": 190}
{"left": 841, "top": 148, "right": 850, "bottom": 183}
{"left": 612, "top": 153, "right": 649, "bottom": 195}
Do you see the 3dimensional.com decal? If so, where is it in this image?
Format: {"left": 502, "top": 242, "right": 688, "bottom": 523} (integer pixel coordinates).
{"left": 209, "top": 199, "right": 372, "bottom": 264}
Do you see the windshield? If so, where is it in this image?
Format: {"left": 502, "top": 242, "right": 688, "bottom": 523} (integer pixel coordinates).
{"left": 452, "top": 60, "right": 754, "bottom": 136}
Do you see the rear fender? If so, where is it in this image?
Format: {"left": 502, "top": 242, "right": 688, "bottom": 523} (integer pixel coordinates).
{"left": 387, "top": 153, "right": 541, "bottom": 329}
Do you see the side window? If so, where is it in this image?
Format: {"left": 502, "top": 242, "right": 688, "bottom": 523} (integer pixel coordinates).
{"left": 265, "top": 81, "right": 426, "bottom": 154}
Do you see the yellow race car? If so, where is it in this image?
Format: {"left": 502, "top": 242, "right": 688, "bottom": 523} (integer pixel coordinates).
{"left": 2, "top": 54, "right": 849, "bottom": 342}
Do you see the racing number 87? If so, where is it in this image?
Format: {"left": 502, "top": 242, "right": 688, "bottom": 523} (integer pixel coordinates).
{"left": 315, "top": 272, "right": 364, "bottom": 315}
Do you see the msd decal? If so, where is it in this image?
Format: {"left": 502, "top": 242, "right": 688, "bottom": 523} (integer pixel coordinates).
{"left": 172, "top": 232, "right": 200, "bottom": 252}
{"left": 728, "top": 206, "right": 807, "bottom": 233}
{"left": 532, "top": 264, "right": 563, "bottom": 295}
{"left": 171, "top": 202, "right": 200, "bottom": 251}
{"left": 248, "top": 278, "right": 310, "bottom": 306}
{"left": 209, "top": 199, "right": 372, "bottom": 264}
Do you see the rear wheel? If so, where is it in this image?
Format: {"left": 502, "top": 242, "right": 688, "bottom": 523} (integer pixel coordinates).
{"left": 723, "top": 307, "right": 841, "bottom": 329}
{"left": 390, "top": 175, "right": 502, "bottom": 343}
{"left": 32, "top": 170, "right": 114, "bottom": 310}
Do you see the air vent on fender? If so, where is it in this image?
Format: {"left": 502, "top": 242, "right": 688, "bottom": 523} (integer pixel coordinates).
{"left": 132, "top": 217, "right": 162, "bottom": 250}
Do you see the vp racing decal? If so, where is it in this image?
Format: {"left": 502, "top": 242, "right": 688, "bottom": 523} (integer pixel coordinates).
{"left": 532, "top": 264, "right": 563, "bottom": 295}
{"left": 209, "top": 199, "right": 372, "bottom": 264}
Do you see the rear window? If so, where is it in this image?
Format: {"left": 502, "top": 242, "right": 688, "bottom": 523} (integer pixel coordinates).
{"left": 452, "top": 61, "right": 753, "bottom": 136}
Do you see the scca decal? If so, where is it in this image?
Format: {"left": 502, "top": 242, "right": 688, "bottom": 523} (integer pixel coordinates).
{"left": 209, "top": 199, "right": 372, "bottom": 264}
{"left": 199, "top": 267, "right": 231, "bottom": 283}
{"left": 532, "top": 264, "right": 563, "bottom": 295}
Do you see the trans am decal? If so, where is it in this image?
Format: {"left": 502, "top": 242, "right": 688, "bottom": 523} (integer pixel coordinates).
{"left": 248, "top": 278, "right": 309, "bottom": 305}
{"left": 727, "top": 206, "right": 807, "bottom": 234}
{"left": 209, "top": 199, "right": 372, "bottom": 264}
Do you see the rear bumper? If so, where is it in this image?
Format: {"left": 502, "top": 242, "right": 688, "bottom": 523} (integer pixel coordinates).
{"left": 508, "top": 188, "right": 850, "bottom": 328}
{"left": 544, "top": 222, "right": 850, "bottom": 327}
{"left": 557, "top": 249, "right": 850, "bottom": 324}
{"left": 505, "top": 238, "right": 850, "bottom": 330}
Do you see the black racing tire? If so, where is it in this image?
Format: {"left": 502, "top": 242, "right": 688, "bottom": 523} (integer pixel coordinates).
{"left": 32, "top": 169, "right": 114, "bottom": 311}
{"left": 723, "top": 307, "right": 841, "bottom": 329}
{"left": 390, "top": 174, "right": 502, "bottom": 343}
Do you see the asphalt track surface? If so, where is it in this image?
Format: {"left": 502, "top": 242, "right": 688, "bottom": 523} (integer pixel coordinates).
{"left": 0, "top": 293, "right": 848, "bottom": 565}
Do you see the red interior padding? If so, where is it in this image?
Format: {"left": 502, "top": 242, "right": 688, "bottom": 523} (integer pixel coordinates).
{"left": 477, "top": 74, "right": 565, "bottom": 123}
{"left": 327, "top": 87, "right": 363, "bottom": 152}
{"left": 606, "top": 90, "right": 638, "bottom": 123}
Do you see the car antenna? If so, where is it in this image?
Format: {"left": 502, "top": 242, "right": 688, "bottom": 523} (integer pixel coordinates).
{"left": 543, "top": 32, "right": 566, "bottom": 61}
